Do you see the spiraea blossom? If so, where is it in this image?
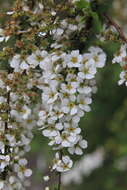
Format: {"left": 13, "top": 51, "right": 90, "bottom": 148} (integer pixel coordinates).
{"left": 112, "top": 44, "right": 127, "bottom": 86}
{"left": 35, "top": 47, "right": 106, "bottom": 172}
{"left": 0, "top": 71, "right": 36, "bottom": 189}
{"left": 7, "top": 44, "right": 106, "bottom": 176}
{"left": 0, "top": 0, "right": 110, "bottom": 188}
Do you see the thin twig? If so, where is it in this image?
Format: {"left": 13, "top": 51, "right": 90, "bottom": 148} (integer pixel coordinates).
{"left": 1, "top": 90, "right": 10, "bottom": 180}
{"left": 104, "top": 13, "right": 127, "bottom": 43}
{"left": 58, "top": 172, "right": 61, "bottom": 190}
{"left": 57, "top": 151, "right": 62, "bottom": 190}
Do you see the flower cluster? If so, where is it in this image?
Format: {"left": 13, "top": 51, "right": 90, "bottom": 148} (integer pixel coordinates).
{"left": 0, "top": 71, "right": 35, "bottom": 189}
{"left": 112, "top": 44, "right": 127, "bottom": 86}
{"left": 0, "top": 0, "right": 108, "bottom": 188}
{"left": 7, "top": 45, "right": 106, "bottom": 174}
{"left": 35, "top": 46, "right": 106, "bottom": 172}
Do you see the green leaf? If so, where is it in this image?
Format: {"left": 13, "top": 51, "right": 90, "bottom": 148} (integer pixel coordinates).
{"left": 0, "top": 60, "right": 10, "bottom": 70}
{"left": 99, "top": 41, "right": 121, "bottom": 56}
{"left": 76, "top": 0, "right": 90, "bottom": 9}
{"left": 91, "top": 0, "right": 113, "bottom": 15}
{"left": 91, "top": 12, "right": 102, "bottom": 34}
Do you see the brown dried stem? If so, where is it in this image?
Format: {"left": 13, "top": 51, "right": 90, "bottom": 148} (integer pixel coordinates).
{"left": 104, "top": 13, "right": 127, "bottom": 43}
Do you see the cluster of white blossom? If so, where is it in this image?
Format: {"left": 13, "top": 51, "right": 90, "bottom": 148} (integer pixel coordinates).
{"left": 32, "top": 46, "right": 106, "bottom": 172}
{"left": 0, "top": 1, "right": 108, "bottom": 188}
{"left": 0, "top": 72, "right": 34, "bottom": 189}
{"left": 8, "top": 45, "right": 106, "bottom": 173}
{"left": 112, "top": 44, "right": 127, "bottom": 86}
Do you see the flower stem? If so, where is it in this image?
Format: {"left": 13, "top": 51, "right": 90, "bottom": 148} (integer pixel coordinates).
{"left": 57, "top": 150, "right": 62, "bottom": 190}
{"left": 104, "top": 13, "right": 127, "bottom": 43}
{"left": 58, "top": 172, "right": 61, "bottom": 190}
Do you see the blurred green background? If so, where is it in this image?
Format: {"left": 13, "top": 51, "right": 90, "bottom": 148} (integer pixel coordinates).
{"left": 1, "top": 0, "right": 127, "bottom": 190}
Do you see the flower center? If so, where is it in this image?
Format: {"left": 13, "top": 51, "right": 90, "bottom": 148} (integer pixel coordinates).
{"left": 71, "top": 57, "right": 78, "bottom": 63}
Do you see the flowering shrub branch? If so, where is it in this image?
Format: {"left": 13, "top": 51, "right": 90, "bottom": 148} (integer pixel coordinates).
{"left": 0, "top": 0, "right": 127, "bottom": 190}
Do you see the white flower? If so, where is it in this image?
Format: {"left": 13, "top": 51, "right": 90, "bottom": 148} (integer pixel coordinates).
{"left": 38, "top": 110, "right": 47, "bottom": 120}
{"left": 78, "top": 61, "right": 96, "bottom": 80}
{"left": 56, "top": 156, "right": 73, "bottom": 172}
{"left": 43, "top": 175, "right": 50, "bottom": 182}
{"left": 21, "top": 134, "right": 31, "bottom": 145}
{"left": 42, "top": 124, "right": 59, "bottom": 137}
{"left": 52, "top": 28, "right": 64, "bottom": 39}
{"left": 78, "top": 83, "right": 92, "bottom": 94}
{"left": 20, "top": 61, "right": 29, "bottom": 70}
{"left": 24, "top": 168, "right": 32, "bottom": 177}
{"left": 55, "top": 123, "right": 64, "bottom": 130}
{"left": 64, "top": 123, "right": 81, "bottom": 136}
{"left": 62, "top": 99, "right": 78, "bottom": 115}
{"left": 68, "top": 136, "right": 88, "bottom": 155}
{"left": 118, "top": 71, "right": 127, "bottom": 86}
{"left": 19, "top": 158, "right": 28, "bottom": 166}
{"left": 14, "top": 159, "right": 32, "bottom": 179}
{"left": 10, "top": 54, "right": 20, "bottom": 72}
{"left": 42, "top": 87, "right": 59, "bottom": 104}
{"left": 55, "top": 131, "right": 76, "bottom": 147}
{"left": 27, "top": 50, "right": 48, "bottom": 68}
{"left": 89, "top": 46, "right": 106, "bottom": 68}
{"left": 66, "top": 50, "right": 82, "bottom": 68}
{"left": 50, "top": 107, "right": 64, "bottom": 120}
{"left": 21, "top": 105, "right": 31, "bottom": 120}
{"left": 77, "top": 95, "right": 92, "bottom": 112}
{"left": 5, "top": 134, "right": 16, "bottom": 147}
{"left": 0, "top": 28, "right": 10, "bottom": 42}
{"left": 61, "top": 83, "right": 77, "bottom": 94}
{"left": 52, "top": 152, "right": 61, "bottom": 170}
{"left": 37, "top": 110, "right": 48, "bottom": 126}
{"left": 39, "top": 56, "right": 51, "bottom": 70}
{"left": 66, "top": 74, "right": 80, "bottom": 88}
{"left": 0, "top": 155, "right": 10, "bottom": 171}
{"left": 112, "top": 44, "right": 127, "bottom": 64}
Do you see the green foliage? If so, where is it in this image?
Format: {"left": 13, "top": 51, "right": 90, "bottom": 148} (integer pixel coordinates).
{"left": 76, "top": 0, "right": 90, "bottom": 9}
{"left": 100, "top": 41, "right": 121, "bottom": 58}
{"left": 91, "top": 11, "right": 102, "bottom": 34}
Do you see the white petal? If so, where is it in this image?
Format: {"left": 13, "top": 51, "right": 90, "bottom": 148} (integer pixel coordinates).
{"left": 70, "top": 107, "right": 77, "bottom": 115}
{"left": 62, "top": 140, "right": 70, "bottom": 147}
{"left": 42, "top": 130, "right": 50, "bottom": 137}
{"left": 62, "top": 106, "right": 69, "bottom": 113}
{"left": 24, "top": 169, "right": 32, "bottom": 177}
{"left": 55, "top": 123, "right": 63, "bottom": 130}
{"left": 75, "top": 147, "right": 83, "bottom": 155}
{"left": 68, "top": 147, "right": 75, "bottom": 155}
{"left": 62, "top": 156, "right": 70, "bottom": 164}
{"left": 79, "top": 140, "right": 88, "bottom": 149}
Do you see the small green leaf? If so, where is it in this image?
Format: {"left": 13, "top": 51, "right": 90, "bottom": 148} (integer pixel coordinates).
{"left": 99, "top": 41, "right": 121, "bottom": 56}
{"left": 91, "top": 12, "right": 102, "bottom": 34}
{"left": 76, "top": 0, "right": 90, "bottom": 9}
